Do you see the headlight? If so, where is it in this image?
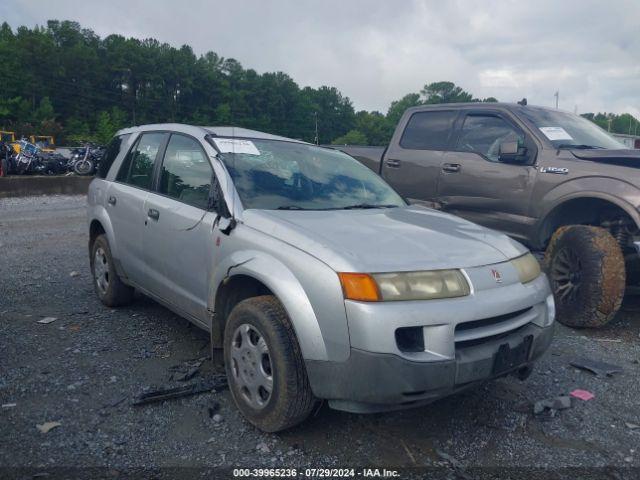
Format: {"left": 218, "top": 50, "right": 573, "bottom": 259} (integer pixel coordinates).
{"left": 338, "top": 270, "right": 470, "bottom": 302}
{"left": 511, "top": 252, "right": 541, "bottom": 284}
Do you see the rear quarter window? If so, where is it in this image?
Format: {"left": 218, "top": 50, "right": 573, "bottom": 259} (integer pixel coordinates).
{"left": 97, "top": 134, "right": 131, "bottom": 179}
{"left": 400, "top": 111, "right": 457, "bottom": 150}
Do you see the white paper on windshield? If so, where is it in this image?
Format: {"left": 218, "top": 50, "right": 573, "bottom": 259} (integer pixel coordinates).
{"left": 212, "top": 138, "right": 260, "bottom": 155}
{"left": 539, "top": 126, "right": 573, "bottom": 141}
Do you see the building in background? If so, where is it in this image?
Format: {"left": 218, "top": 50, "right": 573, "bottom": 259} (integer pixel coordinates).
{"left": 612, "top": 133, "right": 640, "bottom": 149}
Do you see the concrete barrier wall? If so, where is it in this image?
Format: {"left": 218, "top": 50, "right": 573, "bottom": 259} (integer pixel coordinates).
{"left": 0, "top": 176, "right": 93, "bottom": 198}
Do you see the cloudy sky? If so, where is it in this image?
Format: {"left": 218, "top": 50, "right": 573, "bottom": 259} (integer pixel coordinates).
{"left": 2, "top": 0, "right": 639, "bottom": 118}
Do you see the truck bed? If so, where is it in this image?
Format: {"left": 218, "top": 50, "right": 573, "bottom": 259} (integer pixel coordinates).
{"left": 325, "top": 145, "right": 385, "bottom": 173}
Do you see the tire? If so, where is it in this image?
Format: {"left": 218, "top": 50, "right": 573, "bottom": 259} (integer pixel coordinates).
{"left": 74, "top": 159, "right": 94, "bottom": 176}
{"left": 544, "top": 225, "right": 625, "bottom": 328}
{"left": 0, "top": 157, "right": 7, "bottom": 177}
{"left": 224, "top": 295, "right": 316, "bottom": 432}
{"left": 90, "top": 234, "right": 134, "bottom": 307}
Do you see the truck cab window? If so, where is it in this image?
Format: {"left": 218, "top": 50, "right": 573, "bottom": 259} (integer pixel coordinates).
{"left": 456, "top": 115, "right": 523, "bottom": 162}
{"left": 399, "top": 111, "right": 456, "bottom": 150}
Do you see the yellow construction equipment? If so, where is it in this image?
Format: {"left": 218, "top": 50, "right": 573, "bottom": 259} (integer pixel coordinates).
{"left": 0, "top": 131, "right": 16, "bottom": 143}
{"left": 29, "top": 135, "right": 55, "bottom": 152}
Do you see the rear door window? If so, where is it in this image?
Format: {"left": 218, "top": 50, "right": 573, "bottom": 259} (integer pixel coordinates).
{"left": 158, "top": 134, "right": 212, "bottom": 209}
{"left": 400, "top": 111, "right": 457, "bottom": 150}
{"left": 116, "top": 132, "right": 167, "bottom": 189}
{"left": 98, "top": 134, "right": 131, "bottom": 178}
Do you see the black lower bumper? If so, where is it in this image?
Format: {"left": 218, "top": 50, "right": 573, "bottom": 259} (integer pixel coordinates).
{"left": 305, "top": 323, "right": 554, "bottom": 413}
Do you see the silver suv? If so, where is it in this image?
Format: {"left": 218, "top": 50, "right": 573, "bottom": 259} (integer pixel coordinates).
{"left": 87, "top": 124, "right": 555, "bottom": 431}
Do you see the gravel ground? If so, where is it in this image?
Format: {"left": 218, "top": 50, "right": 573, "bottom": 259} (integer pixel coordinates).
{"left": 1, "top": 194, "right": 639, "bottom": 478}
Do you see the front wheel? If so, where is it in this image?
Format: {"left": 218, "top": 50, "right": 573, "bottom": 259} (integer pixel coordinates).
{"left": 544, "top": 225, "right": 625, "bottom": 328}
{"left": 74, "top": 159, "right": 94, "bottom": 175}
{"left": 224, "top": 295, "right": 316, "bottom": 432}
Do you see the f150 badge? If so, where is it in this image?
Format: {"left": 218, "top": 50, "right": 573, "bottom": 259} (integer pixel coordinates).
{"left": 539, "top": 166, "right": 569, "bottom": 174}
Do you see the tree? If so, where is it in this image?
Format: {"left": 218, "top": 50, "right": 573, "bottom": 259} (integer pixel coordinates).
{"left": 386, "top": 93, "right": 422, "bottom": 125}
{"left": 421, "top": 81, "right": 474, "bottom": 104}
{"left": 95, "top": 111, "right": 115, "bottom": 144}
{"left": 355, "top": 111, "right": 393, "bottom": 146}
{"left": 332, "top": 129, "right": 368, "bottom": 145}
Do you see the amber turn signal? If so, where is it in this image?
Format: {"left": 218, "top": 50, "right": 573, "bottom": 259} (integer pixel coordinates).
{"left": 338, "top": 272, "right": 381, "bottom": 302}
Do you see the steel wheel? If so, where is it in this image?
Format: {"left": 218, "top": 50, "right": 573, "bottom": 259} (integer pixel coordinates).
{"left": 551, "top": 246, "right": 582, "bottom": 302}
{"left": 93, "top": 246, "right": 110, "bottom": 295}
{"left": 230, "top": 323, "right": 273, "bottom": 410}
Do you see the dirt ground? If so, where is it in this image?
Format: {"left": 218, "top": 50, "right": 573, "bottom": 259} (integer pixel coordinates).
{"left": 1, "top": 194, "right": 639, "bottom": 479}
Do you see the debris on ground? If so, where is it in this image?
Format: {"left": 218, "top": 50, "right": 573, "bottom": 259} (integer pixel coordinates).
{"left": 132, "top": 376, "right": 227, "bottom": 406}
{"left": 36, "top": 421, "right": 61, "bottom": 433}
{"left": 208, "top": 401, "right": 221, "bottom": 418}
{"left": 534, "top": 395, "right": 572, "bottom": 415}
{"left": 436, "top": 449, "right": 471, "bottom": 480}
{"left": 625, "top": 422, "right": 640, "bottom": 430}
{"left": 2, "top": 403, "right": 17, "bottom": 408}
{"left": 570, "top": 358, "right": 623, "bottom": 377}
{"left": 69, "top": 271, "right": 80, "bottom": 277}
{"left": 37, "top": 317, "right": 58, "bottom": 324}
{"left": 570, "top": 389, "right": 595, "bottom": 401}
{"left": 170, "top": 358, "right": 206, "bottom": 382}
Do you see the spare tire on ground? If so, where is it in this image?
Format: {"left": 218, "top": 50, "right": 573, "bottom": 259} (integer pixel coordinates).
{"left": 544, "top": 225, "right": 625, "bottom": 328}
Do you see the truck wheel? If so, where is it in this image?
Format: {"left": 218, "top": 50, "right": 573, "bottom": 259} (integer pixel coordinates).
{"left": 544, "top": 225, "right": 625, "bottom": 328}
{"left": 0, "top": 157, "right": 8, "bottom": 177}
{"left": 224, "top": 295, "right": 316, "bottom": 432}
{"left": 90, "top": 234, "right": 134, "bottom": 307}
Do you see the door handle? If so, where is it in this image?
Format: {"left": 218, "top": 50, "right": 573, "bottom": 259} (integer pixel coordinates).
{"left": 108, "top": 196, "right": 117, "bottom": 206}
{"left": 385, "top": 159, "right": 401, "bottom": 168}
{"left": 147, "top": 208, "right": 160, "bottom": 220}
{"left": 442, "top": 163, "right": 461, "bottom": 173}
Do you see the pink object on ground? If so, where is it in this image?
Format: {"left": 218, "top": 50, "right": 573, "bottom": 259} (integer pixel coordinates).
{"left": 570, "top": 389, "right": 595, "bottom": 401}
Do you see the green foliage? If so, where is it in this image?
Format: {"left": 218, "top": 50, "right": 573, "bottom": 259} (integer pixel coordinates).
{"left": 332, "top": 129, "right": 368, "bottom": 145}
{"left": 421, "top": 81, "right": 475, "bottom": 104}
{"left": 386, "top": 93, "right": 422, "bottom": 126}
{"left": 581, "top": 112, "right": 640, "bottom": 136}
{"left": 0, "top": 20, "right": 357, "bottom": 144}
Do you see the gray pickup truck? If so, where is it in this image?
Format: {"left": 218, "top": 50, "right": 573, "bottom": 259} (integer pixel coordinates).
{"left": 333, "top": 103, "right": 640, "bottom": 328}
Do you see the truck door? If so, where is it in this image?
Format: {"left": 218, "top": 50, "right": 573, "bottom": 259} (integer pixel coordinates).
{"left": 436, "top": 111, "right": 538, "bottom": 242}
{"left": 382, "top": 109, "right": 458, "bottom": 206}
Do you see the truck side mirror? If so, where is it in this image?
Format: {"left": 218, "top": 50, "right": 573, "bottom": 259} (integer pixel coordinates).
{"left": 499, "top": 142, "right": 529, "bottom": 164}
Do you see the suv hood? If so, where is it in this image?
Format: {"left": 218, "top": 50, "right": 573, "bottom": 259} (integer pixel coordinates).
{"left": 242, "top": 205, "right": 527, "bottom": 272}
{"left": 571, "top": 149, "right": 640, "bottom": 168}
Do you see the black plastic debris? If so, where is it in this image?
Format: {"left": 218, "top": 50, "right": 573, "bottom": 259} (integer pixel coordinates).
{"left": 570, "top": 358, "right": 623, "bottom": 377}
{"left": 534, "top": 395, "right": 572, "bottom": 415}
{"left": 133, "top": 376, "right": 227, "bottom": 406}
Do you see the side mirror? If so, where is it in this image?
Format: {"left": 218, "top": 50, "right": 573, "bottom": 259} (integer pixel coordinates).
{"left": 499, "top": 142, "right": 529, "bottom": 164}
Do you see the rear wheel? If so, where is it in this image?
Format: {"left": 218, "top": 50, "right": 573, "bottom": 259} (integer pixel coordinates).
{"left": 0, "top": 157, "right": 8, "bottom": 177}
{"left": 544, "top": 225, "right": 625, "bottom": 327}
{"left": 224, "top": 295, "right": 316, "bottom": 432}
{"left": 90, "top": 234, "right": 134, "bottom": 307}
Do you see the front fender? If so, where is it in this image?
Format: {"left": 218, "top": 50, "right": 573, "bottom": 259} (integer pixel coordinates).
{"left": 534, "top": 177, "right": 640, "bottom": 245}
{"left": 210, "top": 249, "right": 349, "bottom": 362}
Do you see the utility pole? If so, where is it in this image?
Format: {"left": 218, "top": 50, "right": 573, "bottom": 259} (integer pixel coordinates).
{"left": 313, "top": 112, "right": 319, "bottom": 145}
{"left": 554, "top": 91, "right": 559, "bottom": 109}
{"left": 607, "top": 118, "right": 612, "bottom": 132}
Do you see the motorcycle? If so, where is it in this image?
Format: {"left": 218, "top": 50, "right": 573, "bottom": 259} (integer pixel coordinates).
{"left": 71, "top": 144, "right": 105, "bottom": 176}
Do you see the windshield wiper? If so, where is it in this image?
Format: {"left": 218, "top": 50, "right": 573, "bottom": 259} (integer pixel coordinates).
{"left": 341, "top": 203, "right": 399, "bottom": 210}
{"left": 556, "top": 144, "right": 605, "bottom": 150}
{"left": 276, "top": 205, "right": 308, "bottom": 210}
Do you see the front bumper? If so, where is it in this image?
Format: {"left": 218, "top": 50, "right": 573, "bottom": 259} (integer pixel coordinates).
{"left": 306, "top": 322, "right": 554, "bottom": 413}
